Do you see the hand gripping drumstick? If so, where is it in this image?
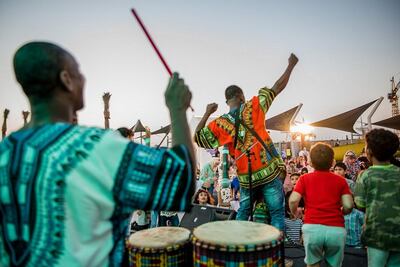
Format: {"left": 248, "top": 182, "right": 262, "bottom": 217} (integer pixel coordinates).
{"left": 131, "top": 8, "right": 194, "bottom": 112}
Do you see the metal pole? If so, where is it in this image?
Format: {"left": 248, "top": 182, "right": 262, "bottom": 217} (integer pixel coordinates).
{"left": 247, "top": 150, "right": 254, "bottom": 221}
{"left": 289, "top": 103, "right": 303, "bottom": 127}
{"left": 367, "top": 97, "right": 384, "bottom": 131}
{"left": 289, "top": 103, "right": 302, "bottom": 159}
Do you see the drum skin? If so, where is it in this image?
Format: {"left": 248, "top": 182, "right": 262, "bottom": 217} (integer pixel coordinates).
{"left": 192, "top": 221, "right": 283, "bottom": 267}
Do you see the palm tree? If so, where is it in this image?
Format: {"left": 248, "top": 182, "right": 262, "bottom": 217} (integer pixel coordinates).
{"left": 102, "top": 92, "right": 111, "bottom": 129}
{"left": 2, "top": 109, "right": 10, "bottom": 140}
{"left": 22, "top": 110, "right": 30, "bottom": 126}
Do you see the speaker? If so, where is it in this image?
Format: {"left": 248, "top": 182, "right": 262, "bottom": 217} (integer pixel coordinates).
{"left": 179, "top": 204, "right": 236, "bottom": 231}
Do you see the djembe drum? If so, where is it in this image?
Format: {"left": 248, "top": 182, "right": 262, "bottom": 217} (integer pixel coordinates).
{"left": 192, "top": 221, "right": 283, "bottom": 267}
{"left": 127, "top": 227, "right": 192, "bottom": 267}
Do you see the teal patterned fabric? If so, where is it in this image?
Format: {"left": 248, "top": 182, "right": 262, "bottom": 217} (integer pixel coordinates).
{"left": 0, "top": 124, "right": 194, "bottom": 267}
{"left": 0, "top": 124, "right": 103, "bottom": 266}
{"left": 110, "top": 143, "right": 194, "bottom": 266}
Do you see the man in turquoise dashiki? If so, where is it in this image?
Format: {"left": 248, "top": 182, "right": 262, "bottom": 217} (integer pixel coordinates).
{"left": 0, "top": 42, "right": 195, "bottom": 267}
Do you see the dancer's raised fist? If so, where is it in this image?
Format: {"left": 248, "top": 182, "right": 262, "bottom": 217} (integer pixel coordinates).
{"left": 205, "top": 103, "right": 218, "bottom": 115}
{"left": 289, "top": 53, "right": 298, "bottom": 67}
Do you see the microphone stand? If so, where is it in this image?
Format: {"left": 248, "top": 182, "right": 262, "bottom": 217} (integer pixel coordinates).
{"left": 246, "top": 149, "right": 255, "bottom": 221}
{"left": 157, "top": 129, "right": 171, "bottom": 148}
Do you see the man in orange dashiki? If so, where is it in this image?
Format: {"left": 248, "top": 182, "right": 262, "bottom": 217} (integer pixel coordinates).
{"left": 194, "top": 53, "right": 299, "bottom": 230}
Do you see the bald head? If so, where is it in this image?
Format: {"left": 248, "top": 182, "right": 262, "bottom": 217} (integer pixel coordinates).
{"left": 14, "top": 41, "right": 85, "bottom": 113}
{"left": 13, "top": 41, "right": 73, "bottom": 98}
{"left": 14, "top": 42, "right": 71, "bottom": 97}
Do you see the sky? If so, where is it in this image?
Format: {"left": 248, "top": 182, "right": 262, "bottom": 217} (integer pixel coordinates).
{"left": 1, "top": 0, "right": 399, "bottom": 143}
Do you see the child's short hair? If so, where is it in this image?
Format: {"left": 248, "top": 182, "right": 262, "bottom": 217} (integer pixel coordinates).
{"left": 357, "top": 156, "right": 370, "bottom": 170}
{"left": 334, "top": 162, "right": 347, "bottom": 171}
{"left": 290, "top": 172, "right": 301, "bottom": 178}
{"left": 310, "top": 142, "right": 334, "bottom": 170}
{"left": 301, "top": 167, "right": 308, "bottom": 174}
{"left": 366, "top": 129, "right": 399, "bottom": 161}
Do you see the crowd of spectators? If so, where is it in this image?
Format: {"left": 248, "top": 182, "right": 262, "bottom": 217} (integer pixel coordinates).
{"left": 126, "top": 127, "right": 399, "bottom": 267}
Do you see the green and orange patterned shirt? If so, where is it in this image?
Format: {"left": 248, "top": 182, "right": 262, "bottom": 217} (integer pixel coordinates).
{"left": 195, "top": 88, "right": 285, "bottom": 188}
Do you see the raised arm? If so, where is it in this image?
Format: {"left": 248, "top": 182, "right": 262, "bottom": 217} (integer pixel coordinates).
{"left": 271, "top": 53, "right": 299, "bottom": 96}
{"left": 165, "top": 73, "right": 195, "bottom": 168}
{"left": 194, "top": 103, "right": 218, "bottom": 134}
{"left": 110, "top": 73, "right": 196, "bottom": 213}
{"left": 194, "top": 103, "right": 222, "bottom": 149}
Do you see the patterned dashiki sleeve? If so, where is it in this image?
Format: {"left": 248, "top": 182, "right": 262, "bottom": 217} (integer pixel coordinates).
{"left": 194, "top": 122, "right": 221, "bottom": 149}
{"left": 112, "top": 143, "right": 194, "bottom": 214}
{"left": 258, "top": 87, "right": 276, "bottom": 113}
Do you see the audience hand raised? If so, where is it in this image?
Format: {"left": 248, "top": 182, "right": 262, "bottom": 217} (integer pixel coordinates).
{"left": 202, "top": 180, "right": 211, "bottom": 189}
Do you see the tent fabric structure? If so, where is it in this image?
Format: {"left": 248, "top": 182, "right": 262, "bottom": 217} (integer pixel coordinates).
{"left": 130, "top": 120, "right": 147, "bottom": 133}
{"left": 151, "top": 125, "right": 171, "bottom": 135}
{"left": 372, "top": 115, "right": 400, "bottom": 130}
{"left": 265, "top": 105, "right": 301, "bottom": 132}
{"left": 310, "top": 99, "right": 378, "bottom": 133}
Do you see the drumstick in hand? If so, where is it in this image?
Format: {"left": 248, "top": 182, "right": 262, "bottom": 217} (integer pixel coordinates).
{"left": 131, "top": 8, "right": 194, "bottom": 112}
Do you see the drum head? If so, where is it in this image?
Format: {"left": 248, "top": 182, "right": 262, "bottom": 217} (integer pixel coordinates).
{"left": 128, "top": 227, "right": 190, "bottom": 249}
{"left": 193, "top": 221, "right": 280, "bottom": 246}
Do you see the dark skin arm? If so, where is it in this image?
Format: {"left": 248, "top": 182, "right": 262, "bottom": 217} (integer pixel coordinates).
{"left": 166, "top": 73, "right": 196, "bottom": 168}
{"left": 271, "top": 53, "right": 299, "bottom": 96}
{"left": 194, "top": 103, "right": 218, "bottom": 135}
{"left": 195, "top": 53, "right": 298, "bottom": 136}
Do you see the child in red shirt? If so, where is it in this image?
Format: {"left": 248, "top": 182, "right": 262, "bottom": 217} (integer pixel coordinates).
{"left": 289, "top": 143, "right": 353, "bottom": 267}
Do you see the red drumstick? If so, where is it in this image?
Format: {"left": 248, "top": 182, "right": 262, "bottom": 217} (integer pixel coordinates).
{"left": 131, "top": 8, "right": 194, "bottom": 111}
